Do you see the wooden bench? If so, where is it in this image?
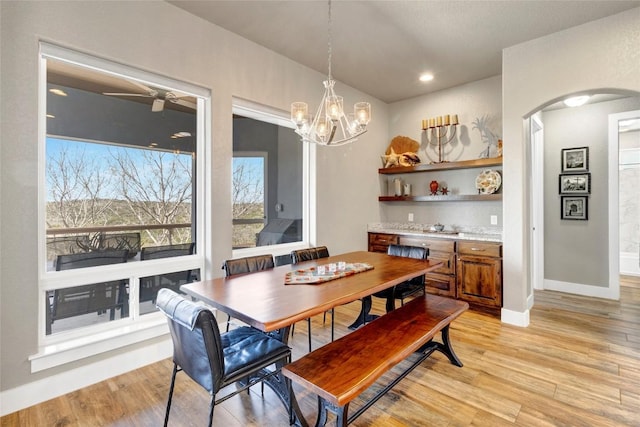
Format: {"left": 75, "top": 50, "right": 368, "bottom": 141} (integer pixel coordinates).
{"left": 282, "top": 294, "right": 469, "bottom": 426}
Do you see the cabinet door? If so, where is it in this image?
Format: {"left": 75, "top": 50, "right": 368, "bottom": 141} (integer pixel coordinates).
{"left": 425, "top": 272, "right": 456, "bottom": 297}
{"left": 456, "top": 255, "right": 502, "bottom": 307}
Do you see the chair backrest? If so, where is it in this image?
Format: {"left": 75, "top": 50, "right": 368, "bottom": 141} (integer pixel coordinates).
{"left": 387, "top": 244, "right": 428, "bottom": 284}
{"left": 46, "top": 235, "right": 91, "bottom": 261}
{"left": 141, "top": 242, "right": 195, "bottom": 260}
{"left": 222, "top": 254, "right": 275, "bottom": 277}
{"left": 55, "top": 249, "right": 129, "bottom": 271}
{"left": 98, "top": 232, "right": 141, "bottom": 258}
{"left": 156, "top": 288, "right": 224, "bottom": 394}
{"left": 290, "top": 246, "right": 330, "bottom": 264}
{"left": 274, "top": 254, "right": 293, "bottom": 266}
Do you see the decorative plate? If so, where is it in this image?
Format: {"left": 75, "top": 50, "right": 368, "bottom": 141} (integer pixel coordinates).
{"left": 475, "top": 169, "right": 502, "bottom": 194}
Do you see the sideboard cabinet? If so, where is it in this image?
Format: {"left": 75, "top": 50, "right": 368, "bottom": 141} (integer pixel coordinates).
{"left": 368, "top": 232, "right": 502, "bottom": 313}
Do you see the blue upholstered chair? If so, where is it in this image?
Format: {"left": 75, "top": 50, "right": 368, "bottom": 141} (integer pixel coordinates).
{"left": 156, "top": 289, "right": 291, "bottom": 427}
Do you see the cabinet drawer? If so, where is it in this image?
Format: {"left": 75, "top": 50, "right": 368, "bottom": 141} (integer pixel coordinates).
{"left": 428, "top": 251, "right": 456, "bottom": 275}
{"left": 425, "top": 272, "right": 456, "bottom": 298}
{"left": 458, "top": 241, "right": 501, "bottom": 258}
{"left": 369, "top": 233, "right": 399, "bottom": 246}
{"left": 399, "top": 236, "right": 455, "bottom": 253}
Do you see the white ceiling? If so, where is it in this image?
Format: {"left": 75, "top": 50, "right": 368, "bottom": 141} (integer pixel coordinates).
{"left": 169, "top": 0, "right": 639, "bottom": 103}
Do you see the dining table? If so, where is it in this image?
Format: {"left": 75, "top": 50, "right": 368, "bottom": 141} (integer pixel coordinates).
{"left": 180, "top": 250, "right": 443, "bottom": 426}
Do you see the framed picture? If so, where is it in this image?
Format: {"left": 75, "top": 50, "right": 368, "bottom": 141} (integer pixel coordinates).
{"left": 561, "top": 196, "right": 588, "bottom": 220}
{"left": 559, "top": 173, "right": 591, "bottom": 194}
{"left": 561, "top": 147, "right": 589, "bottom": 172}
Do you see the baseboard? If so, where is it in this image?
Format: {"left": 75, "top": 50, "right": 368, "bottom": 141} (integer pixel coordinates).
{"left": 620, "top": 251, "right": 640, "bottom": 276}
{"left": 501, "top": 307, "right": 529, "bottom": 327}
{"left": 0, "top": 338, "right": 172, "bottom": 416}
{"left": 544, "top": 279, "right": 618, "bottom": 299}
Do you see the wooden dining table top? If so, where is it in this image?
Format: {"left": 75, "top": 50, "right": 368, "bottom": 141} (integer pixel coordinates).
{"left": 180, "top": 251, "right": 443, "bottom": 332}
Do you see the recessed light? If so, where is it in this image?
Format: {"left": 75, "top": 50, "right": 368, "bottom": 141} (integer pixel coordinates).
{"left": 49, "top": 88, "right": 68, "bottom": 97}
{"left": 563, "top": 95, "right": 590, "bottom": 107}
{"left": 419, "top": 73, "right": 434, "bottom": 82}
{"left": 149, "top": 142, "right": 158, "bottom": 147}
{"left": 46, "top": 114, "right": 55, "bottom": 119}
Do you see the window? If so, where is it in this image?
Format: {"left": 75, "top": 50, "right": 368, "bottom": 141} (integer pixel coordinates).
{"left": 232, "top": 100, "right": 314, "bottom": 256}
{"left": 39, "top": 44, "right": 207, "bottom": 347}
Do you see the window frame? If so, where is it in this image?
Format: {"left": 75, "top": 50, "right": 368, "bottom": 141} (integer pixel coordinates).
{"left": 231, "top": 98, "right": 316, "bottom": 259}
{"left": 33, "top": 43, "right": 209, "bottom": 371}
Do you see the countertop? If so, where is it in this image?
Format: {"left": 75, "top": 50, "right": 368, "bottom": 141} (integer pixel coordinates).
{"left": 368, "top": 223, "right": 502, "bottom": 243}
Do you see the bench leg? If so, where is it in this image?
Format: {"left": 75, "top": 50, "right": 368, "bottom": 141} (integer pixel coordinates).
{"left": 420, "top": 325, "right": 463, "bottom": 367}
{"left": 316, "top": 397, "right": 348, "bottom": 427}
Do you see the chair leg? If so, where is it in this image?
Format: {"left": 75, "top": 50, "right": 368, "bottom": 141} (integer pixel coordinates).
{"left": 164, "top": 363, "right": 179, "bottom": 427}
{"left": 330, "top": 308, "right": 335, "bottom": 342}
{"left": 226, "top": 313, "right": 232, "bottom": 332}
{"left": 207, "top": 395, "right": 215, "bottom": 427}
{"left": 307, "top": 318, "right": 312, "bottom": 352}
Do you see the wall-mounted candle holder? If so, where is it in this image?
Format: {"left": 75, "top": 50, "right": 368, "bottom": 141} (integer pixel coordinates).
{"left": 421, "top": 114, "right": 459, "bottom": 163}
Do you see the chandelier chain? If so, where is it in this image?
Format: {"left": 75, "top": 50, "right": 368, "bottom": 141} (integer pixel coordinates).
{"left": 327, "top": 0, "right": 332, "bottom": 80}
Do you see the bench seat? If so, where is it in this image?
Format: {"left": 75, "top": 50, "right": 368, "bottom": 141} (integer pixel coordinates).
{"left": 283, "top": 294, "right": 468, "bottom": 426}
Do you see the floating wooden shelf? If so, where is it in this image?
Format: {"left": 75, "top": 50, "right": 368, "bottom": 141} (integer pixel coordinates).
{"left": 378, "top": 157, "right": 502, "bottom": 175}
{"left": 379, "top": 194, "right": 502, "bottom": 202}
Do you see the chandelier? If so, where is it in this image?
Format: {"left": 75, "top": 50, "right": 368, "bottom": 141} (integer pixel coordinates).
{"left": 291, "top": 0, "right": 371, "bottom": 146}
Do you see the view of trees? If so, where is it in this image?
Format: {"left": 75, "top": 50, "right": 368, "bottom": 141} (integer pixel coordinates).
{"left": 46, "top": 141, "right": 193, "bottom": 252}
{"left": 232, "top": 157, "right": 265, "bottom": 248}
{"left": 46, "top": 140, "right": 266, "bottom": 253}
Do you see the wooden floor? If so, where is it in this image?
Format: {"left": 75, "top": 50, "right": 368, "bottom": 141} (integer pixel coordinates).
{"left": 3, "top": 276, "right": 640, "bottom": 426}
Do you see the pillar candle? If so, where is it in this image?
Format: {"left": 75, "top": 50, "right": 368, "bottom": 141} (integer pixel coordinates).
{"left": 436, "top": 116, "right": 442, "bottom": 127}
{"left": 451, "top": 114, "right": 459, "bottom": 125}
{"left": 421, "top": 119, "right": 427, "bottom": 130}
{"left": 444, "top": 114, "right": 450, "bottom": 125}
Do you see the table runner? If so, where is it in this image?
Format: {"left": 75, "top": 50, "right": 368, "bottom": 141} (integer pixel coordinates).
{"left": 284, "top": 262, "right": 374, "bottom": 285}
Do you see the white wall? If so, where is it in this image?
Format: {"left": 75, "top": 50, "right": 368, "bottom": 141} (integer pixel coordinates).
{"left": 0, "top": 0, "right": 387, "bottom": 412}
{"left": 502, "top": 7, "right": 640, "bottom": 323}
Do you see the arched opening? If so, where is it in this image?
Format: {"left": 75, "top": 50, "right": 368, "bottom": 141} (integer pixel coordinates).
{"left": 525, "top": 89, "right": 640, "bottom": 308}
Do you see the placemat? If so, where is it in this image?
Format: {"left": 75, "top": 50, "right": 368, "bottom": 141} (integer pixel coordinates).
{"left": 284, "top": 262, "right": 374, "bottom": 285}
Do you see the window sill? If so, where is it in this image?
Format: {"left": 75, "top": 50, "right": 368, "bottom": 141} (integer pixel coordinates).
{"left": 29, "top": 317, "right": 169, "bottom": 373}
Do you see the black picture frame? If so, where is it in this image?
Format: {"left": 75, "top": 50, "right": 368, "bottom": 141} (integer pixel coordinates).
{"left": 559, "top": 173, "right": 591, "bottom": 194}
{"left": 561, "top": 196, "right": 588, "bottom": 220}
{"left": 561, "top": 147, "right": 589, "bottom": 172}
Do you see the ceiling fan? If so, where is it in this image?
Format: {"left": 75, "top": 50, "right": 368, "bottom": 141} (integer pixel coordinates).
{"left": 103, "top": 81, "right": 196, "bottom": 112}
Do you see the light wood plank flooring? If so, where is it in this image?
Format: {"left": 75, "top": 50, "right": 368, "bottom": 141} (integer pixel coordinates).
{"left": 2, "top": 276, "right": 639, "bottom": 426}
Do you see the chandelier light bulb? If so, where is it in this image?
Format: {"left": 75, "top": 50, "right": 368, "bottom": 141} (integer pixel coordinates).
{"left": 355, "top": 102, "right": 371, "bottom": 125}
{"left": 291, "top": 102, "right": 308, "bottom": 126}
{"left": 326, "top": 96, "right": 343, "bottom": 121}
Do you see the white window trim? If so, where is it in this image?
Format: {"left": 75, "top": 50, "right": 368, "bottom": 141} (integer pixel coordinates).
{"left": 231, "top": 97, "right": 316, "bottom": 258}
{"left": 35, "top": 42, "right": 210, "bottom": 370}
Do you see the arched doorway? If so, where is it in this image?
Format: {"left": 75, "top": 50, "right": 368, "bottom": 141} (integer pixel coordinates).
{"left": 526, "top": 90, "right": 640, "bottom": 306}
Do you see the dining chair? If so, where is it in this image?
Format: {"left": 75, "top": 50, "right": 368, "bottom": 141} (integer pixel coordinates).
{"left": 221, "top": 254, "right": 275, "bottom": 332}
{"left": 373, "top": 244, "right": 429, "bottom": 313}
{"left": 290, "top": 246, "right": 330, "bottom": 352}
{"left": 139, "top": 242, "right": 196, "bottom": 305}
{"left": 49, "top": 249, "right": 129, "bottom": 334}
{"left": 156, "top": 289, "right": 291, "bottom": 427}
